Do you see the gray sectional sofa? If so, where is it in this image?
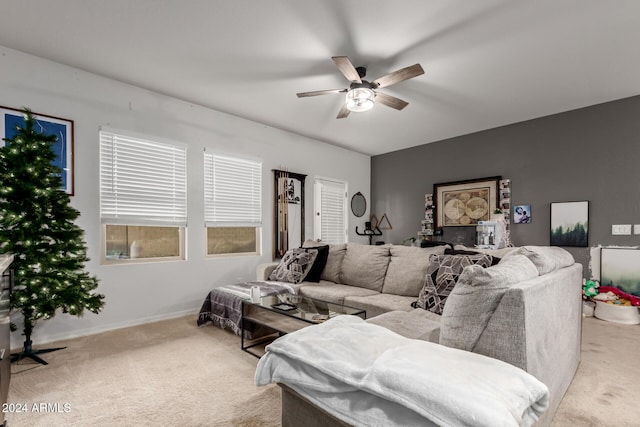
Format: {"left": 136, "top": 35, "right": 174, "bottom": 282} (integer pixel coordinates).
{"left": 259, "top": 241, "right": 583, "bottom": 426}
{"left": 283, "top": 242, "right": 449, "bottom": 317}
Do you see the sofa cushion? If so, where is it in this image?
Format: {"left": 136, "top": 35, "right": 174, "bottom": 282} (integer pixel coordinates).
{"left": 382, "top": 245, "right": 447, "bottom": 296}
{"left": 343, "top": 293, "right": 417, "bottom": 319}
{"left": 269, "top": 248, "right": 319, "bottom": 284}
{"left": 366, "top": 309, "right": 442, "bottom": 342}
{"left": 298, "top": 281, "right": 378, "bottom": 305}
{"left": 439, "top": 254, "right": 539, "bottom": 351}
{"left": 413, "top": 253, "right": 493, "bottom": 314}
{"left": 302, "top": 240, "right": 347, "bottom": 283}
{"left": 503, "top": 246, "right": 575, "bottom": 275}
{"left": 340, "top": 243, "right": 391, "bottom": 292}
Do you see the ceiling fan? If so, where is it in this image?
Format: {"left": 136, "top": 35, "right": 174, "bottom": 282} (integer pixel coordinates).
{"left": 296, "top": 56, "right": 424, "bottom": 119}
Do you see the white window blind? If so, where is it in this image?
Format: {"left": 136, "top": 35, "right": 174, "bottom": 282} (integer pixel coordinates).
{"left": 204, "top": 152, "right": 262, "bottom": 226}
{"left": 100, "top": 130, "right": 187, "bottom": 226}
{"left": 314, "top": 178, "right": 347, "bottom": 244}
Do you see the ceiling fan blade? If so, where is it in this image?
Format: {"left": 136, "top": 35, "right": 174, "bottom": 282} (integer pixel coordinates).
{"left": 336, "top": 104, "right": 351, "bottom": 119}
{"left": 297, "top": 89, "right": 347, "bottom": 98}
{"left": 332, "top": 56, "right": 362, "bottom": 83}
{"left": 375, "top": 92, "right": 409, "bottom": 110}
{"left": 371, "top": 64, "right": 424, "bottom": 89}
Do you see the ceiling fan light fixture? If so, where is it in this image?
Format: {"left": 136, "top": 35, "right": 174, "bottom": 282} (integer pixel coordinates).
{"left": 346, "top": 87, "right": 375, "bottom": 112}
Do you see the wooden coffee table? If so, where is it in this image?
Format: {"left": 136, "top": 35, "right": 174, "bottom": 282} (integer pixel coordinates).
{"left": 241, "top": 293, "right": 366, "bottom": 357}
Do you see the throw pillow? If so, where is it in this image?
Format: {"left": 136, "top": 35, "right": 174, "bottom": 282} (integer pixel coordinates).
{"left": 301, "top": 244, "right": 329, "bottom": 282}
{"left": 269, "top": 248, "right": 318, "bottom": 284}
{"left": 444, "top": 248, "right": 501, "bottom": 266}
{"left": 412, "top": 253, "right": 493, "bottom": 314}
{"left": 419, "top": 240, "right": 451, "bottom": 248}
{"left": 453, "top": 244, "right": 519, "bottom": 259}
{"left": 302, "top": 240, "right": 346, "bottom": 283}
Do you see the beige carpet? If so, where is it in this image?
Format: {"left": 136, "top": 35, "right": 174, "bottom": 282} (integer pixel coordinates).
{"left": 7, "top": 314, "right": 640, "bottom": 426}
{"left": 552, "top": 316, "right": 640, "bottom": 427}
{"left": 8, "top": 316, "right": 280, "bottom": 427}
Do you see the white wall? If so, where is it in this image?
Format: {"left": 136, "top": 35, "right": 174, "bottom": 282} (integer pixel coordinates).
{"left": 1, "top": 46, "right": 371, "bottom": 349}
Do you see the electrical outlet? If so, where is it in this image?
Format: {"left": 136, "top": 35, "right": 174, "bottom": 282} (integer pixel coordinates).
{"left": 612, "top": 224, "right": 632, "bottom": 235}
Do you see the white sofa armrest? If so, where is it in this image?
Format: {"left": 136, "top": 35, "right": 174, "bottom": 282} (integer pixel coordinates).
{"left": 256, "top": 262, "right": 279, "bottom": 281}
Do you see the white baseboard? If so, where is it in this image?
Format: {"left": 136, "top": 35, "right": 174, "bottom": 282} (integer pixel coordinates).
{"left": 11, "top": 308, "right": 200, "bottom": 350}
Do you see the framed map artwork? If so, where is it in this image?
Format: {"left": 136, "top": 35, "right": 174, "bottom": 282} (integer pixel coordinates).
{"left": 434, "top": 176, "right": 501, "bottom": 227}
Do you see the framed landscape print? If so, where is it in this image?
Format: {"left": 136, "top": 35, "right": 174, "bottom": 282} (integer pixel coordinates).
{"left": 1, "top": 106, "right": 74, "bottom": 195}
{"left": 600, "top": 247, "right": 640, "bottom": 298}
{"left": 550, "top": 201, "right": 588, "bottom": 247}
{"left": 434, "top": 176, "right": 500, "bottom": 227}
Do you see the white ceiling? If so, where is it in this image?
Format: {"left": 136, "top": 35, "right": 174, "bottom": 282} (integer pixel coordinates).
{"left": 1, "top": 0, "right": 640, "bottom": 156}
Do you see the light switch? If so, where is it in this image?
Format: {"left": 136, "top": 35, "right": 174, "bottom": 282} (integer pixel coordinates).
{"left": 612, "top": 224, "right": 632, "bottom": 235}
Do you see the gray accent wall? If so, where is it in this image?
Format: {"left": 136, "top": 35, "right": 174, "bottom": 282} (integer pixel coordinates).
{"left": 371, "top": 95, "right": 640, "bottom": 278}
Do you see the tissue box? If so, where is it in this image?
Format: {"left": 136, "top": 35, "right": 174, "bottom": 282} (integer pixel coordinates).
{"left": 594, "top": 301, "right": 640, "bottom": 325}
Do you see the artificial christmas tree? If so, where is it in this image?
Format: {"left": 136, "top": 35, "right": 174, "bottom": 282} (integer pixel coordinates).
{"left": 0, "top": 108, "right": 105, "bottom": 365}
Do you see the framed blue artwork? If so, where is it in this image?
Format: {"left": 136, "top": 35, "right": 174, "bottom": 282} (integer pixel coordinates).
{"left": 0, "top": 106, "right": 74, "bottom": 195}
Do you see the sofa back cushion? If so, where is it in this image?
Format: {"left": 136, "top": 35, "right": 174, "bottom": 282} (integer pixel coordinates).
{"left": 439, "top": 254, "right": 539, "bottom": 351}
{"left": 340, "top": 243, "right": 391, "bottom": 291}
{"left": 321, "top": 243, "right": 347, "bottom": 282}
{"left": 382, "top": 245, "right": 447, "bottom": 296}
{"left": 503, "top": 245, "right": 575, "bottom": 275}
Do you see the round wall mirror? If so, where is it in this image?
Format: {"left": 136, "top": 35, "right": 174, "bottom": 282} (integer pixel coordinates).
{"left": 351, "top": 192, "right": 367, "bottom": 217}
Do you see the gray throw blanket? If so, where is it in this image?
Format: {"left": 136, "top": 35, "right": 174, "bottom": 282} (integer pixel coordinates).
{"left": 197, "top": 281, "right": 295, "bottom": 336}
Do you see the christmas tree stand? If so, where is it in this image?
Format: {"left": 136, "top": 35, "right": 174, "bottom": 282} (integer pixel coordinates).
{"left": 11, "top": 339, "right": 66, "bottom": 365}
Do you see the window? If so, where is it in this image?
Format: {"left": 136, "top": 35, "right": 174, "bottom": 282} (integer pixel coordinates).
{"left": 314, "top": 177, "right": 347, "bottom": 244}
{"left": 100, "top": 129, "right": 187, "bottom": 263}
{"left": 204, "top": 152, "right": 262, "bottom": 256}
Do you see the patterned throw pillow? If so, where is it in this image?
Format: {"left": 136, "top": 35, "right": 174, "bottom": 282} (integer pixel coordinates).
{"left": 269, "top": 248, "right": 319, "bottom": 284}
{"left": 412, "top": 253, "right": 493, "bottom": 314}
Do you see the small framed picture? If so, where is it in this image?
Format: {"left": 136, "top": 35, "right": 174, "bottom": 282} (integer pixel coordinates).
{"left": 550, "top": 201, "right": 589, "bottom": 247}
{"left": 600, "top": 248, "right": 640, "bottom": 297}
{"left": 513, "top": 205, "right": 531, "bottom": 224}
{"left": 1, "top": 106, "right": 74, "bottom": 195}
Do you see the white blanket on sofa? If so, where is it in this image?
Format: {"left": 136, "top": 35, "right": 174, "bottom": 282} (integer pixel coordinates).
{"left": 255, "top": 315, "right": 548, "bottom": 427}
